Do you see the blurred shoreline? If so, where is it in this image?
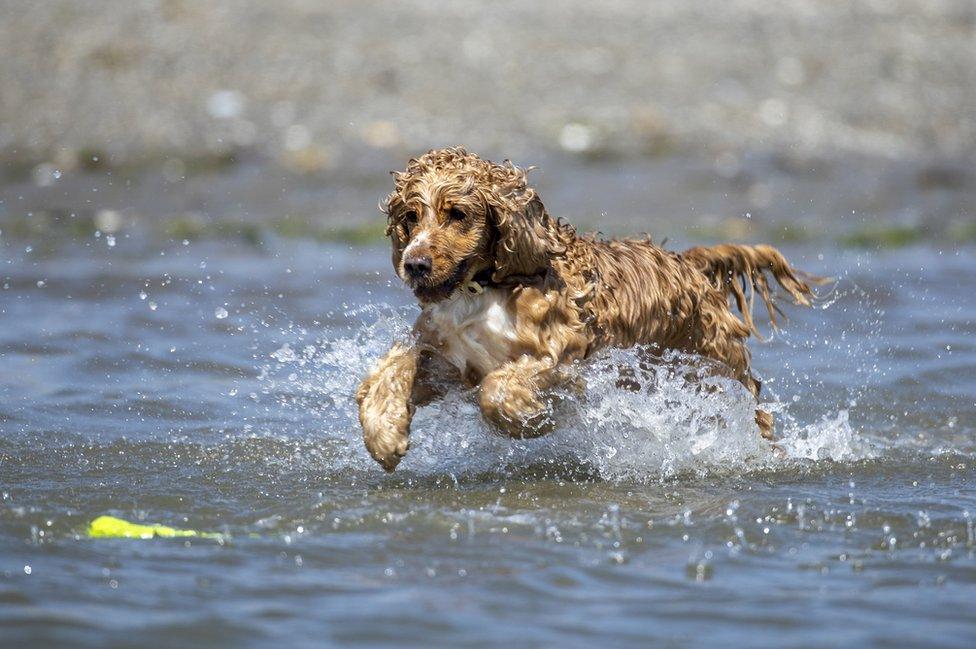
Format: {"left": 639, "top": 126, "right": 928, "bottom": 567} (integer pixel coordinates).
{"left": 3, "top": 149, "right": 973, "bottom": 250}
{"left": 0, "top": 0, "right": 973, "bottom": 246}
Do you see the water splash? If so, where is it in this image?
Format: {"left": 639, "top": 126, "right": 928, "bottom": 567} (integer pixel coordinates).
{"left": 259, "top": 305, "right": 874, "bottom": 482}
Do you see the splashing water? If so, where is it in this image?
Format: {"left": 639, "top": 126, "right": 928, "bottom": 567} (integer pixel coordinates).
{"left": 259, "top": 303, "right": 873, "bottom": 482}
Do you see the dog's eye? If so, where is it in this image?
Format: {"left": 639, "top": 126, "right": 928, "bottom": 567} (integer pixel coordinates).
{"left": 448, "top": 207, "right": 466, "bottom": 222}
{"left": 403, "top": 210, "right": 418, "bottom": 224}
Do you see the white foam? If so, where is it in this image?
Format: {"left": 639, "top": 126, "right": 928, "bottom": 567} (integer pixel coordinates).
{"left": 259, "top": 306, "right": 876, "bottom": 482}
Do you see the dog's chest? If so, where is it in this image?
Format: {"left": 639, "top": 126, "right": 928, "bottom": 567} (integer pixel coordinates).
{"left": 424, "top": 289, "right": 520, "bottom": 379}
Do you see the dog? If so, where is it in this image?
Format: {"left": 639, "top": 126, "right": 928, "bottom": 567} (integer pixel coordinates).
{"left": 356, "top": 147, "right": 821, "bottom": 471}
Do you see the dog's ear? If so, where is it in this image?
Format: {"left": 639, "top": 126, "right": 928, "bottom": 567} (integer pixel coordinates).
{"left": 489, "top": 193, "right": 556, "bottom": 281}
{"left": 484, "top": 160, "right": 566, "bottom": 282}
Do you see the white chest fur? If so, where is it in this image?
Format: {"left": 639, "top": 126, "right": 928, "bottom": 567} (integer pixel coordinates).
{"left": 424, "top": 288, "right": 520, "bottom": 377}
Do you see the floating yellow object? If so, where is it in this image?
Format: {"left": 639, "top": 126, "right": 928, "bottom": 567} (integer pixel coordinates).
{"left": 87, "top": 515, "right": 223, "bottom": 540}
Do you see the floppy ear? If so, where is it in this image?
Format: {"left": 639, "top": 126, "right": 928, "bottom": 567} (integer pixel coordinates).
{"left": 490, "top": 194, "right": 551, "bottom": 281}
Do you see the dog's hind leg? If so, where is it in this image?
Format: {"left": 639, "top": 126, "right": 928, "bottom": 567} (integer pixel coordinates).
{"left": 721, "top": 353, "right": 776, "bottom": 440}
{"left": 744, "top": 374, "right": 775, "bottom": 441}
{"left": 689, "top": 309, "right": 776, "bottom": 440}
{"left": 755, "top": 407, "right": 775, "bottom": 441}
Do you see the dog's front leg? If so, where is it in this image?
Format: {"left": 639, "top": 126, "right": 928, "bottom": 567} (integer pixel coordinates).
{"left": 478, "top": 356, "right": 571, "bottom": 439}
{"left": 356, "top": 343, "right": 419, "bottom": 471}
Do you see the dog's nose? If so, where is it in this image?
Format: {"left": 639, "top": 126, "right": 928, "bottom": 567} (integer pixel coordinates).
{"left": 403, "top": 255, "right": 432, "bottom": 279}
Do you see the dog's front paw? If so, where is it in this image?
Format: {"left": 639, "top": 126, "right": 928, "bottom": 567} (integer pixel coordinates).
{"left": 358, "top": 384, "right": 413, "bottom": 472}
{"left": 361, "top": 413, "right": 411, "bottom": 472}
{"left": 355, "top": 344, "right": 418, "bottom": 471}
{"left": 478, "top": 376, "right": 554, "bottom": 439}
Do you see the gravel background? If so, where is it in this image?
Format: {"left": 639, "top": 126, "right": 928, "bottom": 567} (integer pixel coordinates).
{"left": 2, "top": 0, "right": 974, "bottom": 163}
{"left": 0, "top": 0, "right": 973, "bottom": 240}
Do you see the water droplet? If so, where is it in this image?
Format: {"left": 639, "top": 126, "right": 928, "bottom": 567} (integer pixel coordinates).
{"left": 215, "top": 307, "right": 228, "bottom": 319}
{"left": 106, "top": 235, "right": 116, "bottom": 247}
{"left": 139, "top": 291, "right": 147, "bottom": 300}
{"left": 149, "top": 301, "right": 158, "bottom": 311}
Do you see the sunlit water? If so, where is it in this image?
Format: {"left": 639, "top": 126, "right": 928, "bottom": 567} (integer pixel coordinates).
{"left": 2, "top": 235, "right": 975, "bottom": 647}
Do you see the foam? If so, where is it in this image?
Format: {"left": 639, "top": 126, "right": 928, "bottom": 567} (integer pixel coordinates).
{"left": 259, "top": 306, "right": 876, "bottom": 482}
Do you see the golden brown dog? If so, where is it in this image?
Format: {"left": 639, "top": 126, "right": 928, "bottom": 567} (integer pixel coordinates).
{"left": 356, "top": 147, "right": 820, "bottom": 471}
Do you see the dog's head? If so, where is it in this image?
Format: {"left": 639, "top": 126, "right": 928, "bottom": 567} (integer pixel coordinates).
{"left": 383, "top": 147, "right": 560, "bottom": 303}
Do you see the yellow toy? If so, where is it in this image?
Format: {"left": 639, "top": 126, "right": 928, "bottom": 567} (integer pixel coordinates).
{"left": 87, "top": 515, "right": 223, "bottom": 540}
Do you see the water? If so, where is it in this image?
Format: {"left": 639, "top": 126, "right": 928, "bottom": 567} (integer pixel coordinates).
{"left": 2, "top": 233, "right": 975, "bottom": 648}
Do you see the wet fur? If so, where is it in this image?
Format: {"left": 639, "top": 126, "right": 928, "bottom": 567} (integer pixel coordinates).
{"left": 356, "top": 147, "right": 822, "bottom": 470}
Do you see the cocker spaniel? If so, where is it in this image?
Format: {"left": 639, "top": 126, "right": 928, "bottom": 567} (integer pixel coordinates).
{"left": 356, "top": 147, "right": 821, "bottom": 471}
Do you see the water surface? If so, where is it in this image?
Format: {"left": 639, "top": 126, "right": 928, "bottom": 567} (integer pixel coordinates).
{"left": 1, "top": 234, "right": 975, "bottom": 647}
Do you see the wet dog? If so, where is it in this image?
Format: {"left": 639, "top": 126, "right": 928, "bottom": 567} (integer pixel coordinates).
{"left": 356, "top": 147, "right": 821, "bottom": 470}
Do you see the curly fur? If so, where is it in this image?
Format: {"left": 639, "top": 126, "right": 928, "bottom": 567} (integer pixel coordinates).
{"left": 356, "top": 147, "right": 823, "bottom": 471}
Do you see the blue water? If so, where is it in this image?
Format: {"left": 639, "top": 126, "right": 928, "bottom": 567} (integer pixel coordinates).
{"left": 2, "top": 234, "right": 975, "bottom": 648}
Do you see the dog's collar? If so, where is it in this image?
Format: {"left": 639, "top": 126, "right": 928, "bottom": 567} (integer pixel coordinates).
{"left": 455, "top": 267, "right": 548, "bottom": 297}
{"left": 457, "top": 268, "right": 493, "bottom": 297}
{"left": 471, "top": 268, "right": 494, "bottom": 288}
{"left": 459, "top": 280, "right": 485, "bottom": 296}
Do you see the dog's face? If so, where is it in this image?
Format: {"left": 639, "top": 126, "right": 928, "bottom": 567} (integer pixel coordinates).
{"left": 387, "top": 175, "right": 493, "bottom": 303}
{"left": 384, "top": 147, "right": 556, "bottom": 303}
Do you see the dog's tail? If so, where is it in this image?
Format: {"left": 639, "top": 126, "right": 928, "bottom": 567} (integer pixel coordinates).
{"left": 682, "top": 243, "right": 828, "bottom": 338}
